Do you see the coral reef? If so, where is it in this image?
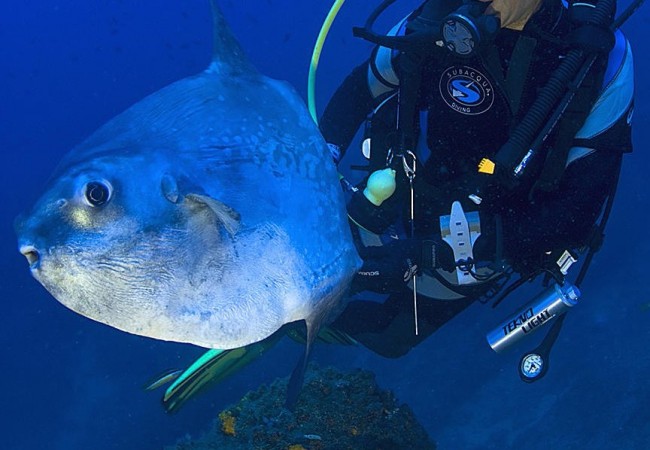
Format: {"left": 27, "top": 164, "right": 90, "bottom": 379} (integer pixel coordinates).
{"left": 167, "top": 364, "right": 436, "bottom": 450}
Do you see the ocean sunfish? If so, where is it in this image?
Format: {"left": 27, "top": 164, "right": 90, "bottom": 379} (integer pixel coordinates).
{"left": 15, "top": 2, "right": 360, "bottom": 363}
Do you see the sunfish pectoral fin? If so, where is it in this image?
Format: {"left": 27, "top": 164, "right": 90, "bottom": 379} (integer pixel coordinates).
{"left": 285, "top": 318, "right": 322, "bottom": 410}
{"left": 184, "top": 193, "right": 241, "bottom": 236}
{"left": 161, "top": 174, "right": 181, "bottom": 204}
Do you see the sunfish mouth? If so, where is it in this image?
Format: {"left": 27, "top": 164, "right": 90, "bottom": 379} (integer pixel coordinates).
{"left": 19, "top": 245, "right": 41, "bottom": 269}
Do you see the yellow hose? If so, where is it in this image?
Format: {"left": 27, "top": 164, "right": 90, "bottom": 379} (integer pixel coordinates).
{"left": 308, "top": 0, "right": 346, "bottom": 124}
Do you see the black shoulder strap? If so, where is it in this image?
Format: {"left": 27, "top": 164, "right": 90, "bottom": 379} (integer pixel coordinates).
{"left": 481, "top": 35, "right": 538, "bottom": 119}
{"left": 530, "top": 56, "right": 606, "bottom": 195}
{"left": 504, "top": 36, "right": 538, "bottom": 118}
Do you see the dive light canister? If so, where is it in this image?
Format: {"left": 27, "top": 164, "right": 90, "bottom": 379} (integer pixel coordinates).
{"left": 487, "top": 283, "right": 580, "bottom": 353}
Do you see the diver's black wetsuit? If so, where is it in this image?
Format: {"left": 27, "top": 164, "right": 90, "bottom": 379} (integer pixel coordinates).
{"left": 321, "top": 1, "right": 634, "bottom": 357}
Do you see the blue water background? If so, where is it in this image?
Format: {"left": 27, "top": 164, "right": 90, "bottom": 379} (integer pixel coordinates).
{"left": 1, "top": 1, "right": 648, "bottom": 449}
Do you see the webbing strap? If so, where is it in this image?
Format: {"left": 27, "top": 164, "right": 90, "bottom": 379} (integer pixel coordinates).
{"left": 481, "top": 36, "right": 538, "bottom": 119}
{"left": 504, "top": 36, "right": 538, "bottom": 118}
{"left": 532, "top": 56, "right": 606, "bottom": 195}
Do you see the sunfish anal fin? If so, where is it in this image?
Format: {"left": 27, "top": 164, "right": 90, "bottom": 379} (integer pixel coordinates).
{"left": 285, "top": 318, "right": 321, "bottom": 410}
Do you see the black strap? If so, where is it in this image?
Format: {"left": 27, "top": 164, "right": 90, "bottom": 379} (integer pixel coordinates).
{"left": 504, "top": 36, "right": 538, "bottom": 118}
{"left": 395, "top": 50, "right": 425, "bottom": 153}
{"left": 574, "top": 154, "right": 621, "bottom": 287}
{"left": 489, "top": 0, "right": 617, "bottom": 189}
{"left": 531, "top": 54, "right": 606, "bottom": 195}
{"left": 481, "top": 45, "right": 507, "bottom": 91}
{"left": 481, "top": 35, "right": 538, "bottom": 118}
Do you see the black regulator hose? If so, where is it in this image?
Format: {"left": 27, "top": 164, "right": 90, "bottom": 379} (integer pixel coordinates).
{"left": 493, "top": 0, "right": 618, "bottom": 178}
{"left": 352, "top": 0, "right": 462, "bottom": 53}
{"left": 363, "top": 0, "right": 397, "bottom": 31}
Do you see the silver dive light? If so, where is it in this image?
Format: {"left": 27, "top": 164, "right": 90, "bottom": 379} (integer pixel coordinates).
{"left": 486, "top": 282, "right": 581, "bottom": 353}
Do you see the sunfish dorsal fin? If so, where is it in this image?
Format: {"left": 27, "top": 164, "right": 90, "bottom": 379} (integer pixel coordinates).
{"left": 207, "top": 0, "right": 256, "bottom": 76}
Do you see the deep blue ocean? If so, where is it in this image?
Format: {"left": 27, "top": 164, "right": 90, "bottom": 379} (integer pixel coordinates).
{"left": 2, "top": 1, "right": 648, "bottom": 449}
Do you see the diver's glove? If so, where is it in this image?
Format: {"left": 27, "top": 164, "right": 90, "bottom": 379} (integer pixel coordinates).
{"left": 351, "top": 237, "right": 455, "bottom": 294}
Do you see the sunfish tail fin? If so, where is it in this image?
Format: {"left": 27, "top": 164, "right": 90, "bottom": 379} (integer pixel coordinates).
{"left": 207, "top": 0, "right": 257, "bottom": 76}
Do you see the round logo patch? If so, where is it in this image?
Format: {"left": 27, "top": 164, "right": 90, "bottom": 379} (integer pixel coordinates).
{"left": 439, "top": 66, "right": 494, "bottom": 115}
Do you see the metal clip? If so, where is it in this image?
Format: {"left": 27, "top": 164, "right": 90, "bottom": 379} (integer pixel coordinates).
{"left": 556, "top": 250, "right": 577, "bottom": 276}
{"left": 402, "top": 150, "right": 417, "bottom": 182}
{"left": 400, "top": 150, "right": 419, "bottom": 335}
{"left": 385, "top": 147, "right": 395, "bottom": 168}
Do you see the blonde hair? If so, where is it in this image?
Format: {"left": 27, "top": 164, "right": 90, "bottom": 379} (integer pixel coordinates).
{"left": 485, "top": 0, "right": 544, "bottom": 30}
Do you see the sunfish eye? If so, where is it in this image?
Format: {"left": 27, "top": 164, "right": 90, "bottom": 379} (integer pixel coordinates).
{"left": 84, "top": 181, "right": 112, "bottom": 207}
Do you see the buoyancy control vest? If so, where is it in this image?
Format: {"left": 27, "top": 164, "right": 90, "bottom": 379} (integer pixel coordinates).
{"left": 349, "top": 0, "right": 633, "bottom": 301}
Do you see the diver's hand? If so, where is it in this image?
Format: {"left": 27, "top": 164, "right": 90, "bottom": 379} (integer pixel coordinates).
{"left": 351, "top": 238, "right": 454, "bottom": 294}
{"left": 352, "top": 239, "right": 418, "bottom": 294}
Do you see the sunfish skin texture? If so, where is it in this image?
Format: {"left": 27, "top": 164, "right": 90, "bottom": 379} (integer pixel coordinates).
{"left": 15, "top": 2, "right": 361, "bottom": 350}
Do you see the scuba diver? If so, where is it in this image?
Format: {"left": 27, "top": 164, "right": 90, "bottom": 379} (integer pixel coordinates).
{"left": 146, "top": 0, "right": 640, "bottom": 412}
{"left": 320, "top": 0, "right": 634, "bottom": 358}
